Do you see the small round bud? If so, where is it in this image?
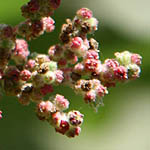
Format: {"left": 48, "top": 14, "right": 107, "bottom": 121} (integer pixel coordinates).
{"left": 48, "top": 44, "right": 63, "bottom": 59}
{"left": 43, "top": 71, "right": 56, "bottom": 84}
{"left": 54, "top": 94, "right": 69, "bottom": 111}
{"left": 49, "top": 61, "right": 57, "bottom": 71}
{"left": 37, "top": 101, "right": 55, "bottom": 120}
{"left": 84, "top": 17, "right": 99, "bottom": 33}
{"left": 26, "top": 59, "right": 36, "bottom": 70}
{"left": 0, "top": 110, "right": 2, "bottom": 120}
{"left": 55, "top": 70, "right": 64, "bottom": 83}
{"left": 68, "top": 110, "right": 84, "bottom": 126}
{"left": 43, "top": 17, "right": 55, "bottom": 32}
{"left": 114, "top": 66, "right": 128, "bottom": 80}
{"left": 104, "top": 59, "right": 119, "bottom": 69}
{"left": 20, "top": 69, "right": 31, "bottom": 81}
{"left": 127, "top": 64, "right": 141, "bottom": 79}
{"left": 66, "top": 126, "right": 81, "bottom": 138}
{"left": 131, "top": 54, "right": 142, "bottom": 66}
{"left": 84, "top": 90, "right": 96, "bottom": 103}
{"left": 35, "top": 54, "right": 50, "bottom": 64}
{"left": 74, "top": 63, "right": 84, "bottom": 74}
{"left": 12, "top": 39, "right": 29, "bottom": 64}
{"left": 71, "top": 37, "right": 83, "bottom": 49}
{"left": 55, "top": 120, "right": 70, "bottom": 135}
{"left": 85, "top": 50, "right": 99, "bottom": 60}
{"left": 96, "top": 84, "right": 108, "bottom": 97}
{"left": 115, "top": 51, "right": 131, "bottom": 66}
{"left": 77, "top": 8, "right": 93, "bottom": 19}
{"left": 84, "top": 58, "right": 101, "bottom": 73}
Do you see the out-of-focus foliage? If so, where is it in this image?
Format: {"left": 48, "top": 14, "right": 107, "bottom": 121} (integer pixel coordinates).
{"left": 0, "top": 0, "right": 149, "bottom": 150}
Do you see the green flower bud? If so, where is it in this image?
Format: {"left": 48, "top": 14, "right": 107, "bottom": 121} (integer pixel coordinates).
{"left": 48, "top": 61, "right": 57, "bottom": 71}
{"left": 43, "top": 71, "right": 56, "bottom": 84}
{"left": 115, "top": 51, "right": 131, "bottom": 66}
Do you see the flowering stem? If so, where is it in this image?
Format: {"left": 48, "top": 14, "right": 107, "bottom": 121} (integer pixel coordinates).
{"left": 0, "top": 1, "right": 142, "bottom": 138}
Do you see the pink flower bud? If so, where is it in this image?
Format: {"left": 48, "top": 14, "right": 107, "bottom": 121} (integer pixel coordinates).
{"left": 51, "top": 111, "right": 62, "bottom": 126}
{"left": 84, "top": 58, "right": 101, "bottom": 73}
{"left": 26, "top": 59, "right": 36, "bottom": 69}
{"left": 96, "top": 84, "right": 108, "bottom": 97}
{"left": 84, "top": 90, "right": 96, "bottom": 103}
{"left": 54, "top": 94, "right": 69, "bottom": 111}
{"left": 114, "top": 66, "right": 128, "bottom": 80}
{"left": 43, "top": 17, "right": 55, "bottom": 32}
{"left": 20, "top": 69, "right": 31, "bottom": 81}
{"left": 85, "top": 50, "right": 99, "bottom": 60}
{"left": 13, "top": 39, "right": 29, "bottom": 64}
{"left": 104, "top": 59, "right": 119, "bottom": 69}
{"left": 55, "top": 70, "right": 64, "bottom": 83}
{"left": 0, "top": 110, "right": 2, "bottom": 120}
{"left": 131, "top": 54, "right": 142, "bottom": 66}
{"left": 37, "top": 101, "right": 55, "bottom": 120}
{"left": 77, "top": 8, "right": 93, "bottom": 19}
{"left": 48, "top": 44, "right": 63, "bottom": 59}
{"left": 71, "top": 37, "right": 83, "bottom": 49}
{"left": 74, "top": 63, "right": 84, "bottom": 73}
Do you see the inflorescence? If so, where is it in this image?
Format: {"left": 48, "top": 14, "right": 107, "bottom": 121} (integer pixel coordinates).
{"left": 0, "top": 0, "right": 142, "bottom": 138}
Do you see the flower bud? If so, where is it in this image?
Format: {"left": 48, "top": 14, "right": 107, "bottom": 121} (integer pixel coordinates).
{"left": 54, "top": 94, "right": 69, "bottom": 111}
{"left": 84, "top": 58, "right": 101, "bottom": 74}
{"left": 0, "top": 110, "right": 2, "bottom": 120}
{"left": 76, "top": 8, "right": 93, "bottom": 20}
{"left": 43, "top": 71, "right": 56, "bottom": 84}
{"left": 127, "top": 64, "right": 141, "bottom": 79}
{"left": 68, "top": 110, "right": 84, "bottom": 126}
{"left": 20, "top": 69, "right": 32, "bottom": 81}
{"left": 84, "top": 90, "right": 96, "bottom": 103}
{"left": 115, "top": 51, "right": 131, "bottom": 66}
{"left": 51, "top": 112, "right": 69, "bottom": 134}
{"left": 12, "top": 39, "right": 29, "bottom": 64}
{"left": 114, "top": 66, "right": 128, "bottom": 80}
{"left": 37, "top": 101, "right": 55, "bottom": 120}
{"left": 66, "top": 126, "right": 81, "bottom": 138}
{"left": 55, "top": 70, "right": 64, "bottom": 83}
{"left": 85, "top": 50, "right": 99, "bottom": 60}
{"left": 43, "top": 17, "right": 55, "bottom": 32}
{"left": 131, "top": 54, "right": 142, "bottom": 66}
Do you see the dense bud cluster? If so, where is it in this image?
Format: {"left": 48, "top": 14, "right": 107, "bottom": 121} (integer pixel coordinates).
{"left": 36, "top": 95, "right": 83, "bottom": 137}
{"left": 21, "top": 0, "right": 61, "bottom": 19}
{"left": 16, "top": 17, "right": 55, "bottom": 40}
{"left": 0, "top": 1, "right": 142, "bottom": 138}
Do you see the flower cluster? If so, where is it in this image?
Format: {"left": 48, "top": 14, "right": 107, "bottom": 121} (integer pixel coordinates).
{"left": 0, "top": 1, "right": 142, "bottom": 138}
{"left": 36, "top": 94, "right": 83, "bottom": 137}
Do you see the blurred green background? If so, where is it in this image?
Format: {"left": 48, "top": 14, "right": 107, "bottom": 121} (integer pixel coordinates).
{"left": 0, "top": 0, "right": 150, "bottom": 150}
